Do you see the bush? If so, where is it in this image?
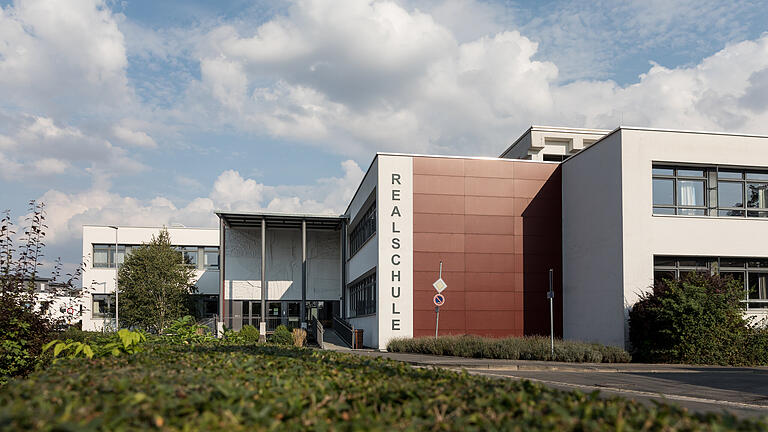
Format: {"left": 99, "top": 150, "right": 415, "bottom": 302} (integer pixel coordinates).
{"left": 270, "top": 325, "right": 293, "bottom": 346}
{"left": 387, "top": 335, "right": 631, "bottom": 363}
{"left": 292, "top": 328, "right": 307, "bottom": 347}
{"left": 629, "top": 273, "right": 761, "bottom": 365}
{"left": 239, "top": 325, "right": 261, "bottom": 343}
{"left": 0, "top": 343, "right": 763, "bottom": 430}
{"left": 163, "top": 315, "right": 214, "bottom": 344}
{"left": 0, "top": 302, "right": 52, "bottom": 384}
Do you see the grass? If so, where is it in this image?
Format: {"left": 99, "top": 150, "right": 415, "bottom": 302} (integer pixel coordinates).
{"left": 1, "top": 342, "right": 765, "bottom": 430}
{"left": 387, "top": 335, "right": 632, "bottom": 363}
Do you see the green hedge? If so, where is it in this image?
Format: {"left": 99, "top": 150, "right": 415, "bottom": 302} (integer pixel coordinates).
{"left": 629, "top": 273, "right": 768, "bottom": 365}
{"left": 1, "top": 343, "right": 763, "bottom": 430}
{"left": 387, "top": 335, "right": 631, "bottom": 363}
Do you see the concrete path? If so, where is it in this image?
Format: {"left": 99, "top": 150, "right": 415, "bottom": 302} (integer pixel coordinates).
{"left": 347, "top": 351, "right": 768, "bottom": 419}
{"left": 321, "top": 328, "right": 351, "bottom": 351}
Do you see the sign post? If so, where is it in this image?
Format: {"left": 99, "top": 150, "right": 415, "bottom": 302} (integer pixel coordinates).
{"left": 432, "top": 261, "right": 446, "bottom": 339}
{"left": 548, "top": 268, "right": 554, "bottom": 358}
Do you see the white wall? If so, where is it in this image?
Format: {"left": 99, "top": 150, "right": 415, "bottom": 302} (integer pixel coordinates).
{"left": 224, "top": 226, "right": 341, "bottom": 301}
{"left": 346, "top": 158, "right": 380, "bottom": 344}
{"left": 620, "top": 129, "right": 768, "bottom": 330}
{"left": 81, "top": 225, "right": 219, "bottom": 331}
{"left": 562, "top": 132, "right": 626, "bottom": 347}
{"left": 376, "top": 155, "right": 413, "bottom": 351}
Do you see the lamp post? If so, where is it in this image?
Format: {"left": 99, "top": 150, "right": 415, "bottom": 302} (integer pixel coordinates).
{"left": 108, "top": 226, "right": 119, "bottom": 329}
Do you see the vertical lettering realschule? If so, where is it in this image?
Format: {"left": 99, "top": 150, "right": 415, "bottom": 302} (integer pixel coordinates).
{"left": 390, "top": 172, "right": 402, "bottom": 333}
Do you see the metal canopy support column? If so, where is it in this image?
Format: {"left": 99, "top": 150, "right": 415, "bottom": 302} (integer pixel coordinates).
{"left": 301, "top": 219, "right": 307, "bottom": 329}
{"left": 341, "top": 221, "right": 347, "bottom": 319}
{"left": 260, "top": 219, "right": 267, "bottom": 342}
{"left": 219, "top": 218, "right": 226, "bottom": 329}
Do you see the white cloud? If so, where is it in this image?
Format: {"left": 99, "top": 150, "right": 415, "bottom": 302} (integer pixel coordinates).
{"left": 112, "top": 124, "right": 157, "bottom": 148}
{"left": 37, "top": 159, "right": 364, "bottom": 248}
{"left": 186, "top": 0, "right": 768, "bottom": 157}
{"left": 0, "top": 113, "right": 146, "bottom": 179}
{"left": 0, "top": 0, "right": 132, "bottom": 115}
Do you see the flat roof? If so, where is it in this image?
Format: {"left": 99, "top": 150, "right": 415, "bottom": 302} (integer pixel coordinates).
{"left": 498, "top": 125, "right": 612, "bottom": 158}
{"left": 215, "top": 210, "right": 345, "bottom": 230}
{"left": 82, "top": 224, "right": 217, "bottom": 230}
{"left": 561, "top": 125, "right": 768, "bottom": 167}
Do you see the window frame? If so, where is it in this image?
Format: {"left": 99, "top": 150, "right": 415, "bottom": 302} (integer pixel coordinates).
{"left": 349, "top": 202, "right": 376, "bottom": 257}
{"left": 348, "top": 271, "right": 376, "bottom": 318}
{"left": 652, "top": 164, "right": 768, "bottom": 219}
{"left": 92, "top": 293, "right": 116, "bottom": 318}
{"left": 653, "top": 255, "right": 768, "bottom": 310}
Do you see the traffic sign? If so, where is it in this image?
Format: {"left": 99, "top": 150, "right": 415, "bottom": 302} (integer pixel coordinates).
{"left": 433, "top": 293, "right": 445, "bottom": 306}
{"left": 433, "top": 277, "right": 447, "bottom": 293}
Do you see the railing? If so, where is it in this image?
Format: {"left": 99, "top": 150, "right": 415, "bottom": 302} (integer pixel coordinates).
{"left": 333, "top": 315, "right": 354, "bottom": 348}
{"left": 199, "top": 316, "right": 218, "bottom": 337}
{"left": 309, "top": 316, "right": 324, "bottom": 349}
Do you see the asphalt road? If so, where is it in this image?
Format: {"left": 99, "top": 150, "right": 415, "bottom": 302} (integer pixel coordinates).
{"left": 461, "top": 367, "right": 768, "bottom": 419}
{"left": 347, "top": 350, "right": 768, "bottom": 419}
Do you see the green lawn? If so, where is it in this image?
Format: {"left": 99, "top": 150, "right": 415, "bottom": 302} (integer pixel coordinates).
{"left": 0, "top": 343, "right": 765, "bottom": 431}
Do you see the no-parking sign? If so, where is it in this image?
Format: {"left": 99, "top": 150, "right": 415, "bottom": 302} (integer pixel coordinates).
{"left": 433, "top": 293, "right": 445, "bottom": 306}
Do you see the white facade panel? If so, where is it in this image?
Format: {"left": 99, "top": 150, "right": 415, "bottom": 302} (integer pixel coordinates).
{"left": 562, "top": 132, "right": 625, "bottom": 347}
{"left": 376, "top": 155, "right": 413, "bottom": 351}
{"left": 223, "top": 226, "right": 341, "bottom": 301}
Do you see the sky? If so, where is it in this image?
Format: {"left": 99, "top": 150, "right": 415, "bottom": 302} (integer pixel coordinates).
{"left": 1, "top": 0, "right": 768, "bottom": 273}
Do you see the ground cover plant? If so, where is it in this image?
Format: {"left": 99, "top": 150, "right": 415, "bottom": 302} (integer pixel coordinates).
{"left": 388, "top": 335, "right": 631, "bottom": 363}
{"left": 629, "top": 273, "right": 768, "bottom": 365}
{"left": 1, "top": 343, "right": 764, "bottom": 431}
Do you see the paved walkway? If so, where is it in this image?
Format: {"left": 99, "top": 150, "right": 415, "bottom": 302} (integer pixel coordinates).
{"left": 345, "top": 351, "right": 768, "bottom": 418}
{"left": 321, "top": 329, "right": 351, "bottom": 351}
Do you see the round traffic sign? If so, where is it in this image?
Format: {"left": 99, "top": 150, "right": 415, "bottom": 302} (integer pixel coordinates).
{"left": 433, "top": 293, "right": 445, "bottom": 306}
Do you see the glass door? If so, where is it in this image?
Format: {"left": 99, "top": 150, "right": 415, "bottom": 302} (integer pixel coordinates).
{"left": 248, "top": 301, "right": 261, "bottom": 326}
{"left": 287, "top": 302, "right": 300, "bottom": 329}
{"left": 267, "top": 302, "right": 282, "bottom": 331}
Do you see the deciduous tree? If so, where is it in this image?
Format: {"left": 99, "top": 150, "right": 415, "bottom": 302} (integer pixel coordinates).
{"left": 118, "top": 229, "right": 196, "bottom": 333}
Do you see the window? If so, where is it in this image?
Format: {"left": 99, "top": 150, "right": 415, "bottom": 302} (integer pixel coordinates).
{"left": 92, "top": 244, "right": 127, "bottom": 268}
{"left": 179, "top": 246, "right": 199, "bottom": 267}
{"left": 92, "top": 293, "right": 115, "bottom": 318}
{"left": 348, "top": 272, "right": 376, "bottom": 317}
{"left": 204, "top": 247, "right": 219, "bottom": 269}
{"left": 543, "top": 154, "right": 569, "bottom": 162}
{"left": 653, "top": 164, "right": 768, "bottom": 218}
{"left": 654, "top": 256, "right": 768, "bottom": 309}
{"left": 349, "top": 203, "right": 376, "bottom": 256}
{"left": 652, "top": 166, "right": 707, "bottom": 215}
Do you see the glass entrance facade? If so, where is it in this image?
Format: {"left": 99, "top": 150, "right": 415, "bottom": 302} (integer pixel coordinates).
{"left": 229, "top": 300, "right": 341, "bottom": 331}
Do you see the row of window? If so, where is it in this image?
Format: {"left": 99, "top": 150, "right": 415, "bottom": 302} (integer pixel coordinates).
{"left": 349, "top": 203, "right": 376, "bottom": 256}
{"left": 93, "top": 244, "right": 219, "bottom": 269}
{"left": 348, "top": 272, "right": 376, "bottom": 317}
{"left": 91, "top": 294, "right": 219, "bottom": 319}
{"left": 654, "top": 256, "right": 768, "bottom": 309}
{"left": 652, "top": 165, "right": 768, "bottom": 217}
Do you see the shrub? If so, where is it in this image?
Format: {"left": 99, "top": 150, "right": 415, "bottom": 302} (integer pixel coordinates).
{"left": 239, "top": 325, "right": 261, "bottom": 343}
{"left": 0, "top": 302, "right": 52, "bottom": 383}
{"left": 292, "top": 328, "right": 307, "bottom": 347}
{"left": 270, "top": 325, "right": 293, "bottom": 346}
{"left": 163, "top": 315, "right": 214, "bottom": 344}
{"left": 43, "top": 329, "right": 147, "bottom": 362}
{"left": 629, "top": 273, "right": 756, "bottom": 365}
{"left": 0, "top": 343, "right": 763, "bottom": 430}
{"left": 387, "top": 335, "right": 631, "bottom": 363}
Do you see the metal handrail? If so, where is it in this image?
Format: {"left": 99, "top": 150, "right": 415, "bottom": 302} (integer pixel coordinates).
{"left": 309, "top": 317, "right": 325, "bottom": 349}
{"left": 332, "top": 315, "right": 354, "bottom": 347}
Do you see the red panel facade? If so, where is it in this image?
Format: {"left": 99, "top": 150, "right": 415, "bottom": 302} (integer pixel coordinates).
{"left": 412, "top": 157, "right": 562, "bottom": 338}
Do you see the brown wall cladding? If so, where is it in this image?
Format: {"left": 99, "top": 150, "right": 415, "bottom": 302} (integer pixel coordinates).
{"left": 412, "top": 157, "right": 562, "bottom": 339}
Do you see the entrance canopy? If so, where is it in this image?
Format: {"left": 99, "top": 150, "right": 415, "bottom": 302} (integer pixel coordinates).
{"left": 214, "top": 210, "right": 347, "bottom": 335}
{"left": 215, "top": 210, "right": 345, "bottom": 230}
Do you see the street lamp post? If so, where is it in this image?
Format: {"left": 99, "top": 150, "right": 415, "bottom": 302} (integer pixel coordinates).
{"left": 109, "top": 226, "right": 119, "bottom": 329}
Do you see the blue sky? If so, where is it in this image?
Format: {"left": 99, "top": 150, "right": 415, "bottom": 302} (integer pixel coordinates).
{"left": 1, "top": 0, "right": 767, "bottom": 271}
